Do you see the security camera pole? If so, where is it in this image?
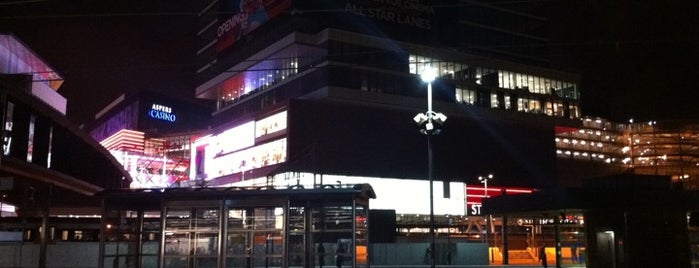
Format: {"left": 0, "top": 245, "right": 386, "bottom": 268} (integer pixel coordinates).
{"left": 413, "top": 66, "right": 446, "bottom": 268}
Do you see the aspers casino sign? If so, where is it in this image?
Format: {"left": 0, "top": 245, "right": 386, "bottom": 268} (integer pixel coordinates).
{"left": 148, "top": 104, "right": 176, "bottom": 123}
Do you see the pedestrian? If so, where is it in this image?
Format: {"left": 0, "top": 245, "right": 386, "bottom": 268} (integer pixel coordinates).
{"left": 571, "top": 244, "right": 578, "bottom": 263}
{"left": 318, "top": 243, "right": 326, "bottom": 267}
{"left": 539, "top": 244, "right": 548, "bottom": 268}
{"left": 335, "top": 243, "right": 346, "bottom": 268}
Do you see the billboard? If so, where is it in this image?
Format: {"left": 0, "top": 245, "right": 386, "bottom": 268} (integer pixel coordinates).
{"left": 216, "top": 0, "right": 292, "bottom": 52}
{"left": 191, "top": 111, "right": 288, "bottom": 181}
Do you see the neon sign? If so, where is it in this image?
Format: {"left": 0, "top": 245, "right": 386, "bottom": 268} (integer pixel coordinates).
{"left": 148, "top": 104, "right": 176, "bottom": 122}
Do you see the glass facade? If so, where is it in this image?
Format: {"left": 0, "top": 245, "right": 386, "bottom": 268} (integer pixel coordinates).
{"left": 99, "top": 185, "right": 374, "bottom": 268}
{"left": 226, "top": 207, "right": 284, "bottom": 267}
{"left": 163, "top": 207, "right": 220, "bottom": 267}
{"left": 212, "top": 45, "right": 325, "bottom": 112}
{"left": 409, "top": 54, "right": 580, "bottom": 118}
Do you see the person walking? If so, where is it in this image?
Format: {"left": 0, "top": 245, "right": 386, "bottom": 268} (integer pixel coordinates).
{"left": 317, "top": 243, "right": 326, "bottom": 268}
{"left": 539, "top": 244, "right": 548, "bottom": 268}
{"left": 335, "top": 243, "right": 346, "bottom": 268}
{"left": 571, "top": 244, "right": 578, "bottom": 263}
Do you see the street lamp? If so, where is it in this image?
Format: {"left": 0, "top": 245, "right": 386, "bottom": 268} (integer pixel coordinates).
{"left": 478, "top": 174, "right": 494, "bottom": 198}
{"left": 413, "top": 66, "right": 446, "bottom": 268}
{"left": 478, "top": 174, "right": 494, "bottom": 260}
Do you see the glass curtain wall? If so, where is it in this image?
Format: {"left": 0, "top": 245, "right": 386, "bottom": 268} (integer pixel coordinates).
{"left": 102, "top": 209, "right": 161, "bottom": 268}
{"left": 226, "top": 207, "right": 284, "bottom": 267}
{"left": 101, "top": 190, "right": 370, "bottom": 268}
{"left": 309, "top": 202, "right": 368, "bottom": 268}
{"left": 409, "top": 54, "right": 580, "bottom": 118}
{"left": 162, "top": 206, "right": 220, "bottom": 268}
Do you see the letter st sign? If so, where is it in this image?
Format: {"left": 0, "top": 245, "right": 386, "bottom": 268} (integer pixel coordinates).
{"left": 469, "top": 203, "right": 483, "bottom": 216}
{"left": 466, "top": 185, "right": 488, "bottom": 216}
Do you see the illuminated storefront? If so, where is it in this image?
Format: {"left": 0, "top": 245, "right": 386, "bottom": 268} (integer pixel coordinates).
{"left": 87, "top": 90, "right": 212, "bottom": 189}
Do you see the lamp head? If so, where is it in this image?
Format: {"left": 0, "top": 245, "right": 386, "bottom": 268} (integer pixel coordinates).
{"left": 478, "top": 174, "right": 494, "bottom": 182}
{"left": 425, "top": 122, "right": 434, "bottom": 131}
{"left": 413, "top": 113, "right": 429, "bottom": 125}
{"left": 433, "top": 112, "right": 447, "bottom": 124}
{"left": 420, "top": 66, "right": 437, "bottom": 83}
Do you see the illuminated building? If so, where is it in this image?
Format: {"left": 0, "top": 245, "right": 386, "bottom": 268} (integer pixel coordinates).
{"left": 189, "top": 2, "right": 699, "bottom": 267}
{"left": 0, "top": 33, "right": 130, "bottom": 266}
{"left": 194, "top": 1, "right": 576, "bottom": 184}
{"left": 555, "top": 117, "right": 699, "bottom": 190}
{"left": 191, "top": 1, "right": 580, "bottom": 266}
{"left": 85, "top": 90, "right": 212, "bottom": 188}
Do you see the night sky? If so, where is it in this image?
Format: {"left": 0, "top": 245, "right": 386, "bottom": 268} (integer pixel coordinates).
{"left": 1, "top": 0, "right": 698, "bottom": 125}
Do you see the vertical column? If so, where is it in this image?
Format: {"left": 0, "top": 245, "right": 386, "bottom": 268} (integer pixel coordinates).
{"left": 136, "top": 210, "right": 144, "bottom": 268}
{"left": 352, "top": 198, "right": 357, "bottom": 268}
{"left": 554, "top": 215, "right": 562, "bottom": 268}
{"left": 502, "top": 214, "right": 509, "bottom": 265}
{"left": 159, "top": 206, "right": 168, "bottom": 268}
{"left": 99, "top": 199, "right": 107, "bottom": 268}
{"left": 219, "top": 201, "right": 227, "bottom": 268}
{"left": 283, "top": 201, "right": 289, "bottom": 268}
{"left": 38, "top": 184, "right": 52, "bottom": 268}
{"left": 304, "top": 201, "right": 313, "bottom": 268}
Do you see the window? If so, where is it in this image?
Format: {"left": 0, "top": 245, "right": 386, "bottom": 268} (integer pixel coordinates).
{"left": 27, "top": 115, "right": 35, "bottom": 162}
{"left": 518, "top": 98, "right": 541, "bottom": 114}
{"left": 3, "top": 101, "right": 14, "bottom": 156}
{"left": 455, "top": 88, "right": 476, "bottom": 105}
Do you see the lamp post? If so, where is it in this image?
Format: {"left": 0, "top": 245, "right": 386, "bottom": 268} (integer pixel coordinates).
{"left": 478, "top": 174, "right": 494, "bottom": 198}
{"left": 413, "top": 66, "right": 446, "bottom": 268}
{"left": 478, "top": 174, "right": 494, "bottom": 261}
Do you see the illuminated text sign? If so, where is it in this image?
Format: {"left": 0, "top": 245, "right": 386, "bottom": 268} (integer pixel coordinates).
{"left": 148, "top": 104, "right": 176, "bottom": 122}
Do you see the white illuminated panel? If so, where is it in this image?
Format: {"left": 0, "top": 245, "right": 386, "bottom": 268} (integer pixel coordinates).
{"left": 221, "top": 173, "right": 466, "bottom": 216}
{"left": 207, "top": 138, "right": 287, "bottom": 178}
{"left": 322, "top": 176, "right": 466, "bottom": 216}
{"left": 255, "top": 111, "right": 287, "bottom": 138}
{"left": 191, "top": 118, "right": 290, "bottom": 181}
{"left": 211, "top": 121, "right": 255, "bottom": 157}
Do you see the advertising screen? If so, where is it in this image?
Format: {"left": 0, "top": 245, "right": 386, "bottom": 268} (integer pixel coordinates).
{"left": 191, "top": 113, "right": 288, "bottom": 181}
{"left": 216, "top": 0, "right": 292, "bottom": 52}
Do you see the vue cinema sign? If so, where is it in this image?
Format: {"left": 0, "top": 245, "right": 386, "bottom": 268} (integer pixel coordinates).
{"left": 148, "top": 104, "right": 176, "bottom": 122}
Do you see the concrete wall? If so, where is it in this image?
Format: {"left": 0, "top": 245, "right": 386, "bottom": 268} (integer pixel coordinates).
{"left": 371, "top": 242, "right": 489, "bottom": 266}
{"left": 0, "top": 241, "right": 489, "bottom": 267}
{"left": 0, "top": 242, "right": 99, "bottom": 268}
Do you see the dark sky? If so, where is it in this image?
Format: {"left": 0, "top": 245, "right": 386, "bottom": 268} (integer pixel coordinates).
{"left": 549, "top": 1, "right": 699, "bottom": 123}
{"left": 0, "top": 0, "right": 201, "bottom": 124}
{"left": 2, "top": 0, "right": 698, "bottom": 124}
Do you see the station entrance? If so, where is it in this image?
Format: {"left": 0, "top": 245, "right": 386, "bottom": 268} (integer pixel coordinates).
{"left": 98, "top": 184, "right": 375, "bottom": 268}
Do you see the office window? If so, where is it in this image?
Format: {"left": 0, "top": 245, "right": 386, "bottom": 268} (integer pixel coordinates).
{"left": 455, "top": 88, "right": 476, "bottom": 105}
